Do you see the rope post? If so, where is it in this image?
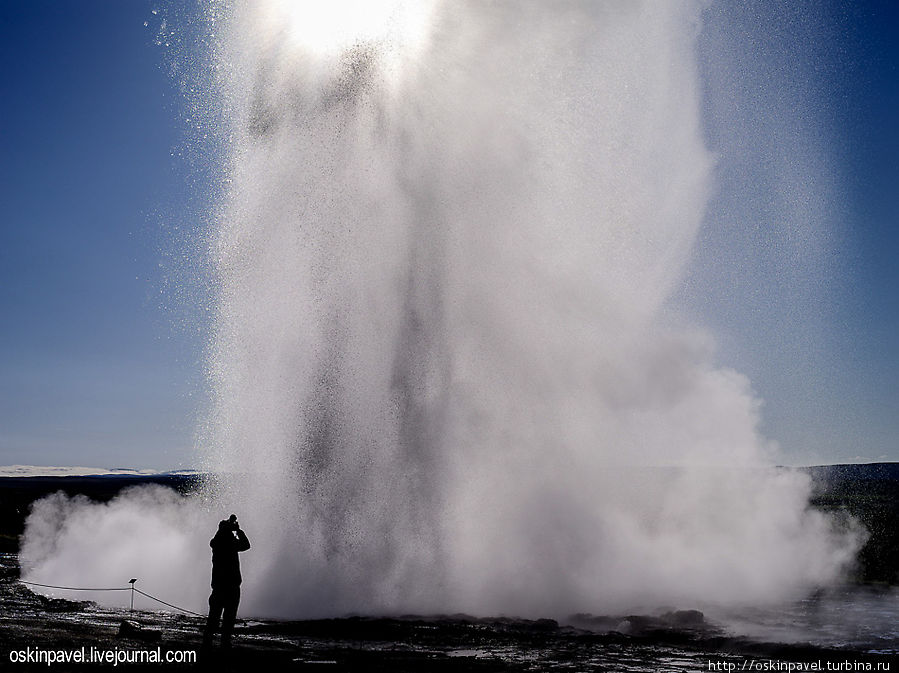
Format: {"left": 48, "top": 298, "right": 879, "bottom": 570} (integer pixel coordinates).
{"left": 128, "top": 579, "right": 137, "bottom": 614}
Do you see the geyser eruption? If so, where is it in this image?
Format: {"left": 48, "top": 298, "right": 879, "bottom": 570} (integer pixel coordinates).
{"left": 21, "top": 0, "right": 859, "bottom": 620}
{"left": 198, "top": 0, "right": 856, "bottom": 617}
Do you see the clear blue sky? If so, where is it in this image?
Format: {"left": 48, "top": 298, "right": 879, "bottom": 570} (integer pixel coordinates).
{"left": 691, "top": 0, "right": 899, "bottom": 464}
{"left": 1, "top": 1, "right": 896, "bottom": 469}
{"left": 0, "top": 1, "right": 211, "bottom": 469}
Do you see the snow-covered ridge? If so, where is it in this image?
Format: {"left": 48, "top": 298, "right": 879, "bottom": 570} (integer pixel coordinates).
{"left": 0, "top": 465, "right": 199, "bottom": 478}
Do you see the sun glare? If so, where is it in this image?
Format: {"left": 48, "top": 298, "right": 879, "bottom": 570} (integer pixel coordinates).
{"left": 266, "top": 0, "right": 435, "bottom": 59}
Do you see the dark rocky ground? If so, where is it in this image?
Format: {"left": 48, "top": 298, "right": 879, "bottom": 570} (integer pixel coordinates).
{"left": 1, "top": 466, "right": 897, "bottom": 671}
{"left": 1, "top": 557, "right": 894, "bottom": 673}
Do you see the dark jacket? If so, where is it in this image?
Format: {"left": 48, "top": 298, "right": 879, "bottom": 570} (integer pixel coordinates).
{"left": 210, "top": 526, "right": 250, "bottom": 589}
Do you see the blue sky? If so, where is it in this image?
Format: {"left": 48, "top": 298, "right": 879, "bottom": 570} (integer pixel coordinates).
{"left": 0, "top": 1, "right": 896, "bottom": 469}
{"left": 691, "top": 0, "right": 899, "bottom": 464}
{"left": 1, "top": 1, "right": 211, "bottom": 469}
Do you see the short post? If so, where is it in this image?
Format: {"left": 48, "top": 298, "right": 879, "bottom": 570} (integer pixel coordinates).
{"left": 129, "top": 579, "right": 137, "bottom": 613}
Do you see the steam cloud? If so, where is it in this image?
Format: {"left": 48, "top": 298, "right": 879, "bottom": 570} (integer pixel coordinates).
{"left": 20, "top": 486, "right": 212, "bottom": 613}
{"left": 22, "top": 1, "right": 860, "bottom": 620}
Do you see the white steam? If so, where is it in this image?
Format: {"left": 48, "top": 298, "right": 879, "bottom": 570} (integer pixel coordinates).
{"left": 20, "top": 486, "right": 213, "bottom": 613}
{"left": 21, "top": 0, "right": 860, "bottom": 620}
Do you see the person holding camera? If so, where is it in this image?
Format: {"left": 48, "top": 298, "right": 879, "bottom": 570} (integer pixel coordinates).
{"left": 203, "top": 514, "right": 250, "bottom": 648}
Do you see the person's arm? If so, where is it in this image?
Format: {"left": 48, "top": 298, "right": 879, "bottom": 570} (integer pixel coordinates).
{"left": 234, "top": 528, "right": 250, "bottom": 552}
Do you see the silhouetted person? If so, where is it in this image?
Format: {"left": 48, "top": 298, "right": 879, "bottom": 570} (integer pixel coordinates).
{"left": 203, "top": 514, "right": 250, "bottom": 648}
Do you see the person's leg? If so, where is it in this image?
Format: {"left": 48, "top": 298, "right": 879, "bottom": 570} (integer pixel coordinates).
{"left": 203, "top": 590, "right": 224, "bottom": 645}
{"left": 220, "top": 587, "right": 240, "bottom": 646}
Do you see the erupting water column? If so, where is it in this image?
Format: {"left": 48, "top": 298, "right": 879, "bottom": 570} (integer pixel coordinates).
{"left": 200, "top": 0, "right": 857, "bottom": 618}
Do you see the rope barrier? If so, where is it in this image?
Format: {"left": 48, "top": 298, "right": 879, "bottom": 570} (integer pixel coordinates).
{"left": 19, "top": 581, "right": 129, "bottom": 592}
{"left": 133, "top": 588, "right": 204, "bottom": 617}
{"left": 18, "top": 579, "right": 204, "bottom": 617}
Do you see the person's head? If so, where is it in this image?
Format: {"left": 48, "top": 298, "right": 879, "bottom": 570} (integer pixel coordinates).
{"left": 218, "top": 514, "right": 239, "bottom": 533}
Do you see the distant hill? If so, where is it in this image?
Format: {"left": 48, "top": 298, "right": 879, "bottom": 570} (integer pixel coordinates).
{"left": 0, "top": 472, "right": 206, "bottom": 552}
{"left": 803, "top": 463, "right": 899, "bottom": 585}
{"left": 1, "top": 464, "right": 896, "bottom": 584}
{"left": 803, "top": 462, "right": 899, "bottom": 484}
